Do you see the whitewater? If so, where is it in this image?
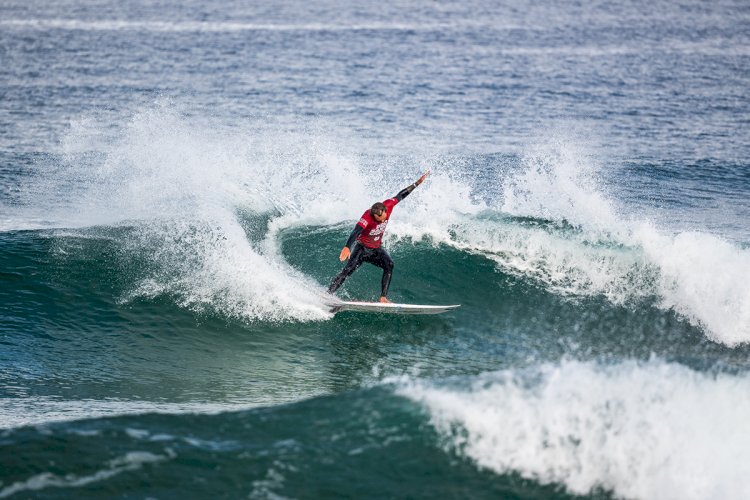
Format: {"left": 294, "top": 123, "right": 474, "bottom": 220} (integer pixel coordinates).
{"left": 5, "top": 105, "right": 747, "bottom": 343}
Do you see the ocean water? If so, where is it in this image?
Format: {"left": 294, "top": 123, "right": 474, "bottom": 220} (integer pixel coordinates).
{"left": 1, "top": 0, "right": 750, "bottom": 498}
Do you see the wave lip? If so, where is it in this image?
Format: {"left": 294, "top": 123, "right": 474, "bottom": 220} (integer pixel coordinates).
{"left": 397, "top": 360, "right": 750, "bottom": 500}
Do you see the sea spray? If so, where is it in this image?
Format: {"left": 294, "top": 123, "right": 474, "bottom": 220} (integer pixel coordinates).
{"left": 501, "top": 138, "right": 619, "bottom": 232}
{"left": 40, "top": 105, "right": 380, "bottom": 321}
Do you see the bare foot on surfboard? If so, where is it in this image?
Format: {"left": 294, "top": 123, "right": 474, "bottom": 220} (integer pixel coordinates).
{"left": 379, "top": 296, "right": 391, "bottom": 304}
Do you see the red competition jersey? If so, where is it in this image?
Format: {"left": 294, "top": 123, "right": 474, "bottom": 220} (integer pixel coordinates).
{"left": 356, "top": 198, "right": 399, "bottom": 248}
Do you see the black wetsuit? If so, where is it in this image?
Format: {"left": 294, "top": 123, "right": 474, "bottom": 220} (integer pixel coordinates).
{"left": 328, "top": 183, "right": 417, "bottom": 297}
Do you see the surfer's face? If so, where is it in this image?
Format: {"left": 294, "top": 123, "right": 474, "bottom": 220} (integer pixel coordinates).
{"left": 373, "top": 209, "right": 386, "bottom": 222}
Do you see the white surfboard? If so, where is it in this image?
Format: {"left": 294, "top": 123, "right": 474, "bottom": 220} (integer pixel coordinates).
{"left": 328, "top": 300, "right": 460, "bottom": 315}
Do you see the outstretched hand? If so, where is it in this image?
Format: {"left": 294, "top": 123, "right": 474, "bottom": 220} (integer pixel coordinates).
{"left": 339, "top": 246, "right": 351, "bottom": 262}
{"left": 416, "top": 169, "right": 430, "bottom": 186}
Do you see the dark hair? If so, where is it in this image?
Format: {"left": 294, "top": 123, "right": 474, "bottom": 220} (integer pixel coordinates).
{"left": 370, "top": 202, "right": 386, "bottom": 216}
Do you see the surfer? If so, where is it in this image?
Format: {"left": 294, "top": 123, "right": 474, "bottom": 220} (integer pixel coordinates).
{"left": 328, "top": 170, "right": 430, "bottom": 303}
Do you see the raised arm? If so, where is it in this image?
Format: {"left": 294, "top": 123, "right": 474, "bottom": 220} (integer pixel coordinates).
{"left": 393, "top": 170, "right": 430, "bottom": 202}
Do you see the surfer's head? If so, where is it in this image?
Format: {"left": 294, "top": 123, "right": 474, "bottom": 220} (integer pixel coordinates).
{"left": 371, "top": 202, "right": 387, "bottom": 222}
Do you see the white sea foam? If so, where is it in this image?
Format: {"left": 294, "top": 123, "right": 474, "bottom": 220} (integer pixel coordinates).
{"left": 634, "top": 225, "right": 750, "bottom": 345}
{"left": 397, "top": 360, "right": 750, "bottom": 500}
{"left": 0, "top": 450, "right": 172, "bottom": 498}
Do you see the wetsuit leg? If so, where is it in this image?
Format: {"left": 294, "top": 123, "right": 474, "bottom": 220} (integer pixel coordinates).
{"left": 364, "top": 247, "right": 394, "bottom": 297}
{"left": 328, "top": 244, "right": 366, "bottom": 294}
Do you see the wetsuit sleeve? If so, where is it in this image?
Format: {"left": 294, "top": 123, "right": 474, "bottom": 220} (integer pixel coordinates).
{"left": 345, "top": 224, "right": 364, "bottom": 249}
{"left": 394, "top": 182, "right": 418, "bottom": 202}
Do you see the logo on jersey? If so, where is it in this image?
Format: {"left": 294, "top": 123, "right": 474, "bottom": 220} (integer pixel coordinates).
{"left": 370, "top": 221, "right": 388, "bottom": 237}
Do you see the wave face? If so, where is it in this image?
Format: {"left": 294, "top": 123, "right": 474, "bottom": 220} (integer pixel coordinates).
{"left": 3, "top": 361, "right": 750, "bottom": 500}
{"left": 397, "top": 360, "right": 750, "bottom": 500}
{"left": 4, "top": 106, "right": 749, "bottom": 341}
{"left": 2, "top": 0, "right": 750, "bottom": 498}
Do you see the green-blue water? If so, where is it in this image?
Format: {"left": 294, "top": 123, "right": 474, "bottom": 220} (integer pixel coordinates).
{"left": 2, "top": 0, "right": 750, "bottom": 498}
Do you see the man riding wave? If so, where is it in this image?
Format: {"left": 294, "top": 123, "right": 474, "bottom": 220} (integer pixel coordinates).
{"left": 328, "top": 170, "right": 430, "bottom": 303}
